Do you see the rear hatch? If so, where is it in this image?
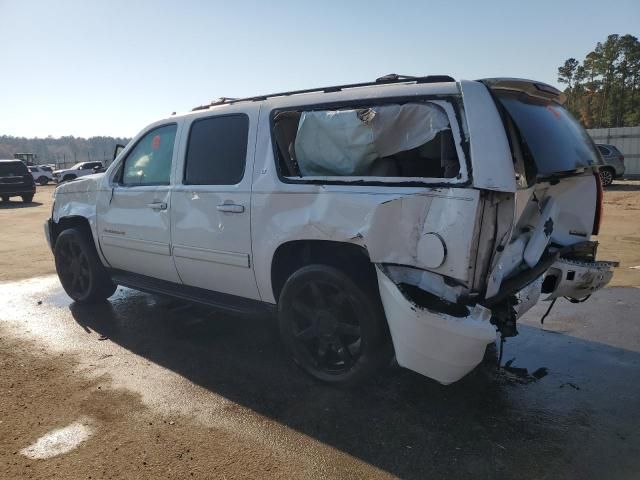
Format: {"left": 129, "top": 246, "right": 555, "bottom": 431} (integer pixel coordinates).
{"left": 479, "top": 79, "right": 616, "bottom": 311}
{"left": 0, "top": 161, "right": 34, "bottom": 192}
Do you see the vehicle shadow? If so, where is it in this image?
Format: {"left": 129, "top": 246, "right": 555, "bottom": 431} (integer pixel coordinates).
{"left": 0, "top": 200, "right": 43, "bottom": 209}
{"left": 69, "top": 289, "right": 640, "bottom": 479}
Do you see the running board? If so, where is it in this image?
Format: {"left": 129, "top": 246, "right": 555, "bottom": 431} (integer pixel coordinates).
{"left": 108, "top": 269, "right": 275, "bottom": 316}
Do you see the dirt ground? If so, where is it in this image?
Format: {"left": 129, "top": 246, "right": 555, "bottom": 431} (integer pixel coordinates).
{"left": 1, "top": 181, "right": 639, "bottom": 286}
{"left": 1, "top": 180, "right": 639, "bottom": 479}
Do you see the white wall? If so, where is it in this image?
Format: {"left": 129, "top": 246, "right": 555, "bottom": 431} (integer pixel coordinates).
{"left": 588, "top": 126, "right": 640, "bottom": 176}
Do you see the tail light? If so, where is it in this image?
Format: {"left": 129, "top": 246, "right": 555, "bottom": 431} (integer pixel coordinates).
{"left": 592, "top": 171, "right": 603, "bottom": 235}
{"left": 619, "top": 154, "right": 625, "bottom": 162}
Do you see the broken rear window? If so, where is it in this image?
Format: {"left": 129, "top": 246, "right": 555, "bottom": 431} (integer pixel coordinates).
{"left": 272, "top": 102, "right": 460, "bottom": 180}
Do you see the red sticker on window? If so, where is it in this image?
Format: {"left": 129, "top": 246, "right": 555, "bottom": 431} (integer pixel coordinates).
{"left": 152, "top": 135, "right": 161, "bottom": 150}
{"left": 546, "top": 105, "right": 561, "bottom": 119}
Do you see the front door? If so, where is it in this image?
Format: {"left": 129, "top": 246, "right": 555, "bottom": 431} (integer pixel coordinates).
{"left": 171, "top": 111, "right": 260, "bottom": 300}
{"left": 98, "top": 123, "right": 181, "bottom": 283}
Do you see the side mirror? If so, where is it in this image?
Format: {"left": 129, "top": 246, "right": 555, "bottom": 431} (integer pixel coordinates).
{"left": 113, "top": 144, "right": 126, "bottom": 162}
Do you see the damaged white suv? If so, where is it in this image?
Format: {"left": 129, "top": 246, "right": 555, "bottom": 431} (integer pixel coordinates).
{"left": 46, "top": 74, "right": 616, "bottom": 385}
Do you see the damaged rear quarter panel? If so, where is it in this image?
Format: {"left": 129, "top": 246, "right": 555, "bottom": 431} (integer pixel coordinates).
{"left": 251, "top": 185, "right": 482, "bottom": 303}
{"left": 251, "top": 90, "right": 486, "bottom": 304}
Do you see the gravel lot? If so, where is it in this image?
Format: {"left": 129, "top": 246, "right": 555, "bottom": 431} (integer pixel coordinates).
{"left": 1, "top": 181, "right": 639, "bottom": 479}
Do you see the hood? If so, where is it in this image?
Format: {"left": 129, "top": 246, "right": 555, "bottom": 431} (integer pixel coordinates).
{"left": 54, "top": 173, "right": 103, "bottom": 194}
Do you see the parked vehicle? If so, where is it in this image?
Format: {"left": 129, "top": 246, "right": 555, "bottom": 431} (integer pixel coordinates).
{"left": 28, "top": 165, "right": 54, "bottom": 185}
{"left": 52, "top": 161, "right": 104, "bottom": 183}
{"left": 596, "top": 144, "right": 625, "bottom": 186}
{"left": 0, "top": 159, "right": 36, "bottom": 202}
{"left": 46, "top": 75, "right": 616, "bottom": 386}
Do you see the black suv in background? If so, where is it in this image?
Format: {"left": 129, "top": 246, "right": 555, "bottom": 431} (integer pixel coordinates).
{"left": 0, "top": 160, "right": 36, "bottom": 203}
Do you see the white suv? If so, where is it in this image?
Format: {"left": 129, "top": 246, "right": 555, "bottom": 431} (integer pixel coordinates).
{"left": 46, "top": 75, "right": 616, "bottom": 385}
{"left": 52, "top": 161, "right": 104, "bottom": 183}
{"left": 28, "top": 165, "right": 54, "bottom": 185}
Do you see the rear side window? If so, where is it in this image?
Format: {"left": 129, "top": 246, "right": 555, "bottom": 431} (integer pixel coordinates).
{"left": 0, "top": 161, "right": 28, "bottom": 176}
{"left": 272, "top": 101, "right": 460, "bottom": 180}
{"left": 597, "top": 145, "right": 610, "bottom": 155}
{"left": 184, "top": 114, "right": 249, "bottom": 185}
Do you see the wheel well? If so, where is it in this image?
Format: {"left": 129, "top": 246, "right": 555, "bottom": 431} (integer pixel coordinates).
{"left": 271, "top": 240, "right": 377, "bottom": 302}
{"left": 600, "top": 166, "right": 615, "bottom": 173}
{"left": 52, "top": 216, "right": 92, "bottom": 247}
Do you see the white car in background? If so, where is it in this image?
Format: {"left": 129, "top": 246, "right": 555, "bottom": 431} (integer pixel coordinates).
{"left": 52, "top": 161, "right": 104, "bottom": 183}
{"left": 46, "top": 75, "right": 617, "bottom": 386}
{"left": 28, "top": 165, "right": 54, "bottom": 185}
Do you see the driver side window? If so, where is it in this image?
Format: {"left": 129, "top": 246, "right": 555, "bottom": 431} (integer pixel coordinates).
{"left": 121, "top": 124, "right": 177, "bottom": 186}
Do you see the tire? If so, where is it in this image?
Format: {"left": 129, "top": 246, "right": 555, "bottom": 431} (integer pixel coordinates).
{"left": 1, "top": 196, "right": 8, "bottom": 202}
{"left": 22, "top": 195, "right": 34, "bottom": 203}
{"left": 62, "top": 175, "right": 76, "bottom": 183}
{"left": 37, "top": 176, "right": 48, "bottom": 185}
{"left": 278, "top": 264, "right": 392, "bottom": 386}
{"left": 54, "top": 227, "right": 117, "bottom": 303}
{"left": 600, "top": 168, "right": 614, "bottom": 187}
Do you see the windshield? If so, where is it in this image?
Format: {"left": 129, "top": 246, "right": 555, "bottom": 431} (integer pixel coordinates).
{"left": 0, "top": 161, "right": 29, "bottom": 176}
{"left": 496, "top": 91, "right": 600, "bottom": 177}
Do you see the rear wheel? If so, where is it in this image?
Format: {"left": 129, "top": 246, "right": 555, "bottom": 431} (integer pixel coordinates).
{"left": 600, "top": 168, "right": 614, "bottom": 187}
{"left": 54, "top": 227, "right": 117, "bottom": 303}
{"left": 278, "top": 264, "right": 392, "bottom": 386}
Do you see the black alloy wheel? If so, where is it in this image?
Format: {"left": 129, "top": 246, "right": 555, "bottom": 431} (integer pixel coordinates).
{"left": 279, "top": 264, "right": 392, "bottom": 385}
{"left": 54, "top": 228, "right": 116, "bottom": 303}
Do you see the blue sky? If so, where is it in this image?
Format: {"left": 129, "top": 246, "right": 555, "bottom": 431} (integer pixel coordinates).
{"left": 1, "top": 0, "right": 639, "bottom": 138}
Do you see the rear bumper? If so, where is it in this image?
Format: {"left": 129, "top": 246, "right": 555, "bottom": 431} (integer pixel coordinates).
{"left": 376, "top": 267, "right": 496, "bottom": 385}
{"left": 542, "top": 257, "right": 618, "bottom": 300}
{"left": 0, "top": 185, "right": 36, "bottom": 196}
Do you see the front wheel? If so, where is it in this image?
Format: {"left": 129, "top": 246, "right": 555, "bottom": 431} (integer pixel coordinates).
{"left": 54, "top": 227, "right": 117, "bottom": 303}
{"left": 37, "top": 176, "right": 48, "bottom": 185}
{"left": 278, "top": 264, "right": 392, "bottom": 386}
{"left": 22, "top": 195, "right": 34, "bottom": 203}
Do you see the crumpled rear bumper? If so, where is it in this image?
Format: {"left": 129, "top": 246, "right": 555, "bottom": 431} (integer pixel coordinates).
{"left": 376, "top": 267, "right": 496, "bottom": 385}
{"left": 542, "top": 257, "right": 618, "bottom": 300}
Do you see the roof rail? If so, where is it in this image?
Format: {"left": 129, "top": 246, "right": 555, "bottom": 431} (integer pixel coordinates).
{"left": 191, "top": 73, "right": 455, "bottom": 111}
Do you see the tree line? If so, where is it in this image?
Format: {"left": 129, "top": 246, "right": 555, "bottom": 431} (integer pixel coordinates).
{"left": 558, "top": 34, "right": 640, "bottom": 129}
{"left": 0, "top": 135, "right": 130, "bottom": 168}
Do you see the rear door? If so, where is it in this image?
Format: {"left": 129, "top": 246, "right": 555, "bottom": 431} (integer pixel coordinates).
{"left": 98, "top": 123, "right": 182, "bottom": 282}
{"left": 171, "top": 108, "right": 260, "bottom": 300}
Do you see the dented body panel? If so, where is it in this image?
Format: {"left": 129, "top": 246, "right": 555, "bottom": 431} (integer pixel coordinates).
{"left": 47, "top": 77, "right": 617, "bottom": 386}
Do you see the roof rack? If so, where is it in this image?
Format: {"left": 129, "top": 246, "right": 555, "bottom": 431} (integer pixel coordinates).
{"left": 191, "top": 73, "right": 455, "bottom": 111}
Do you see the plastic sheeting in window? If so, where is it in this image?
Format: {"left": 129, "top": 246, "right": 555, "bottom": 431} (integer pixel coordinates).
{"left": 294, "top": 103, "right": 450, "bottom": 176}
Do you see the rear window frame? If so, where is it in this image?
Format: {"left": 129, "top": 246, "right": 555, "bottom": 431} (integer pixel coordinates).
{"left": 268, "top": 94, "right": 472, "bottom": 188}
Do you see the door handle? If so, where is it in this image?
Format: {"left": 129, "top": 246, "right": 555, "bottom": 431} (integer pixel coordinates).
{"left": 216, "top": 203, "right": 244, "bottom": 214}
{"left": 147, "top": 202, "right": 167, "bottom": 211}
